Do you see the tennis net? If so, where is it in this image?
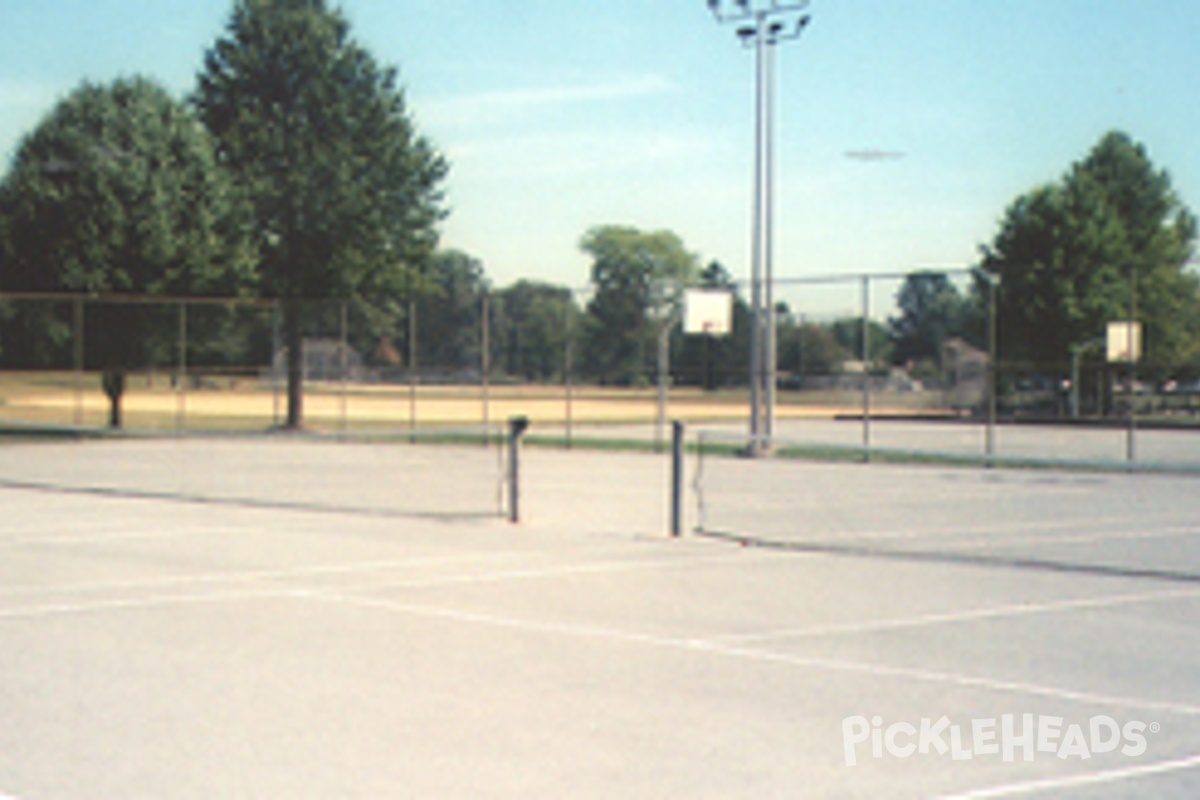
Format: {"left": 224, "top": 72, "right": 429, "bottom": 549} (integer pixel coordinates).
{"left": 692, "top": 429, "right": 1200, "bottom": 583}
{"left": 0, "top": 426, "right": 512, "bottom": 521}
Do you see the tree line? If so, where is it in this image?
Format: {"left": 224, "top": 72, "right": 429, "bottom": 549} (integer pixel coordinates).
{"left": 1, "top": 0, "right": 1196, "bottom": 426}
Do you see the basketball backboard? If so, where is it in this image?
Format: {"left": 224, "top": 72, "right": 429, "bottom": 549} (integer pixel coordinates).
{"left": 1106, "top": 321, "right": 1142, "bottom": 363}
{"left": 683, "top": 289, "right": 733, "bottom": 336}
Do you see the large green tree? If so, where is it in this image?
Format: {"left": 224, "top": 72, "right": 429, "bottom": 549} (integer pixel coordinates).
{"left": 195, "top": 0, "right": 447, "bottom": 427}
{"left": 0, "top": 76, "right": 254, "bottom": 425}
{"left": 580, "top": 225, "right": 697, "bottom": 385}
{"left": 981, "top": 131, "right": 1199, "bottom": 375}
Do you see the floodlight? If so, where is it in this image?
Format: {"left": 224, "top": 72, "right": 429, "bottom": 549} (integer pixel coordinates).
{"left": 704, "top": 0, "right": 816, "bottom": 451}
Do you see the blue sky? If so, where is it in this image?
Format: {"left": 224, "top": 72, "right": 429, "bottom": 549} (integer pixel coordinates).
{"left": 2, "top": 1, "right": 1198, "bottom": 291}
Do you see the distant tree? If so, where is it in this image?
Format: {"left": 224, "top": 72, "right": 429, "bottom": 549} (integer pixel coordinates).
{"left": 981, "top": 131, "right": 1199, "bottom": 376}
{"left": 580, "top": 225, "right": 697, "bottom": 385}
{"left": 492, "top": 280, "right": 579, "bottom": 382}
{"left": 195, "top": 0, "right": 447, "bottom": 427}
{"left": 829, "top": 316, "right": 893, "bottom": 368}
{"left": 888, "top": 271, "right": 973, "bottom": 366}
{"left": 778, "top": 320, "right": 849, "bottom": 381}
{"left": 0, "top": 76, "right": 254, "bottom": 426}
{"left": 417, "top": 249, "right": 488, "bottom": 375}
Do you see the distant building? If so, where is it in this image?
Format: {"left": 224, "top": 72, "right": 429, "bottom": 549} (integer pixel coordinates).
{"left": 272, "top": 338, "right": 364, "bottom": 383}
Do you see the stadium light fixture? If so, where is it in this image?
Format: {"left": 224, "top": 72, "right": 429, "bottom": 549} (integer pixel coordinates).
{"left": 707, "top": 0, "right": 810, "bottom": 23}
{"left": 706, "top": 0, "right": 813, "bottom": 453}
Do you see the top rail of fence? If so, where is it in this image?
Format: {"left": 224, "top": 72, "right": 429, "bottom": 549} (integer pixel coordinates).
{"left": 0, "top": 291, "right": 276, "bottom": 307}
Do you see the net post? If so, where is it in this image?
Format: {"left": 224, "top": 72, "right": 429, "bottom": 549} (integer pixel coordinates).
{"left": 670, "top": 420, "right": 685, "bottom": 537}
{"left": 986, "top": 275, "right": 997, "bottom": 465}
{"left": 1126, "top": 265, "right": 1137, "bottom": 468}
{"left": 508, "top": 416, "right": 530, "bottom": 524}
{"left": 481, "top": 293, "right": 490, "bottom": 441}
{"left": 861, "top": 274, "right": 871, "bottom": 462}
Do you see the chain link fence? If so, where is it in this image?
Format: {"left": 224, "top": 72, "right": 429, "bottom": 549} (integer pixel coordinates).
{"left": 2, "top": 275, "right": 1198, "bottom": 469}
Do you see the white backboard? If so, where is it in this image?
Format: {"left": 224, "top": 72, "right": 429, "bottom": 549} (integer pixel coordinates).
{"left": 1106, "top": 321, "right": 1143, "bottom": 363}
{"left": 683, "top": 289, "right": 733, "bottom": 336}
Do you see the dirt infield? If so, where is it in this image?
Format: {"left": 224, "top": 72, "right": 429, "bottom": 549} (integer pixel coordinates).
{"left": 2, "top": 374, "right": 922, "bottom": 432}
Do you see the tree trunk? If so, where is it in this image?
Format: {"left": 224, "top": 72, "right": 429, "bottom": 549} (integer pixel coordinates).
{"left": 284, "top": 299, "right": 304, "bottom": 429}
{"left": 102, "top": 370, "right": 125, "bottom": 429}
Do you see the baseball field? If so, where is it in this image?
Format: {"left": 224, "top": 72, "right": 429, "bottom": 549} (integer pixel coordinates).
{"left": 0, "top": 371, "right": 935, "bottom": 434}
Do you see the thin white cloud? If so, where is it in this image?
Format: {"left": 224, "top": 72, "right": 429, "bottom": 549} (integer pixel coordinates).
{"left": 446, "top": 128, "right": 715, "bottom": 181}
{"left": 423, "top": 74, "right": 677, "bottom": 127}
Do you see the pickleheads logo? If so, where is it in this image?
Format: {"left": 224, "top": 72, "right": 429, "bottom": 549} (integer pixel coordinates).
{"left": 842, "top": 714, "right": 1157, "bottom": 766}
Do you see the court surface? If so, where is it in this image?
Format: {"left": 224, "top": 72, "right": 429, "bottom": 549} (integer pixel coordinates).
{"left": 0, "top": 437, "right": 1198, "bottom": 798}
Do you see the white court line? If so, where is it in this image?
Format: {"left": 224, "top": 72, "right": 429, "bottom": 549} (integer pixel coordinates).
{"left": 343, "top": 551, "right": 778, "bottom": 592}
{"left": 698, "top": 641, "right": 1200, "bottom": 718}
{"left": 300, "top": 589, "right": 1200, "bottom": 718}
{"left": 2, "top": 559, "right": 1197, "bottom": 720}
{"left": 939, "top": 751, "right": 1200, "bottom": 798}
{"left": 0, "top": 552, "right": 769, "bottom": 619}
{"left": 709, "top": 587, "right": 1200, "bottom": 643}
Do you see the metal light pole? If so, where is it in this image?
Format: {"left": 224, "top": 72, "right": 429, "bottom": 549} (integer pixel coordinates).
{"left": 1127, "top": 263, "right": 1138, "bottom": 465}
{"left": 987, "top": 274, "right": 998, "bottom": 461}
{"left": 707, "top": 0, "right": 812, "bottom": 453}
